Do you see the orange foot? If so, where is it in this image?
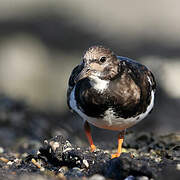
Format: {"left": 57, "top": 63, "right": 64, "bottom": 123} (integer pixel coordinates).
{"left": 90, "top": 144, "right": 96, "bottom": 152}
{"left": 111, "top": 153, "right": 121, "bottom": 159}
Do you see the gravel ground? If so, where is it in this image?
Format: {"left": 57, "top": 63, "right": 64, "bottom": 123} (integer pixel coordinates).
{"left": 0, "top": 133, "right": 180, "bottom": 180}
{"left": 0, "top": 96, "right": 179, "bottom": 180}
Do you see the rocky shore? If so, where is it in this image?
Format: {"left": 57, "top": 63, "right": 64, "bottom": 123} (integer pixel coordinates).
{"left": 0, "top": 96, "right": 179, "bottom": 180}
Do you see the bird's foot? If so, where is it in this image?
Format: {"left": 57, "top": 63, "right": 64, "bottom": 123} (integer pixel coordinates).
{"left": 90, "top": 144, "right": 96, "bottom": 152}
{"left": 111, "top": 153, "right": 121, "bottom": 159}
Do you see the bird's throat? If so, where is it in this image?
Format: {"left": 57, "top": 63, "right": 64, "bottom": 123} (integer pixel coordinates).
{"left": 89, "top": 75, "right": 109, "bottom": 93}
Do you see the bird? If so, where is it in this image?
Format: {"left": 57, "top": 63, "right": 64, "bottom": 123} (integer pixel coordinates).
{"left": 67, "top": 45, "right": 156, "bottom": 158}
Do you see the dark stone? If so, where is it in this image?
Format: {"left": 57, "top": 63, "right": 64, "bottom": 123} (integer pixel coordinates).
{"left": 104, "top": 153, "right": 156, "bottom": 180}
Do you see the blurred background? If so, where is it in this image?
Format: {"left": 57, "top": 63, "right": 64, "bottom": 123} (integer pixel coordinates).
{"left": 0, "top": 0, "right": 179, "bottom": 150}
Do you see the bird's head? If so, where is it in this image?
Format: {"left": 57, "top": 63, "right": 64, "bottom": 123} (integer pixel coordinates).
{"left": 75, "top": 46, "right": 119, "bottom": 82}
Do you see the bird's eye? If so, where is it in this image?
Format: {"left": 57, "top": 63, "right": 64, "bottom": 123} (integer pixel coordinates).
{"left": 100, "top": 57, "right": 106, "bottom": 63}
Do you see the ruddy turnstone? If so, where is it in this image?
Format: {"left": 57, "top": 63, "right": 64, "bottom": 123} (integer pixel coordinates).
{"left": 67, "top": 46, "right": 156, "bottom": 158}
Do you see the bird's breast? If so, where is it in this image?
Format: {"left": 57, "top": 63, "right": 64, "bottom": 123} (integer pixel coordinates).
{"left": 69, "top": 68, "right": 155, "bottom": 128}
{"left": 69, "top": 84, "right": 155, "bottom": 131}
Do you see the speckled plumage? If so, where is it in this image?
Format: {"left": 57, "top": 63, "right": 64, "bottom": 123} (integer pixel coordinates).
{"left": 67, "top": 46, "right": 156, "bottom": 131}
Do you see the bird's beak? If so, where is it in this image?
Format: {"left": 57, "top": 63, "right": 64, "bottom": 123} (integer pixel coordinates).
{"left": 75, "top": 66, "right": 91, "bottom": 83}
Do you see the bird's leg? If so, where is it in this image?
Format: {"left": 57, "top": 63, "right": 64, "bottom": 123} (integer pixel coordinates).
{"left": 111, "top": 130, "right": 125, "bottom": 158}
{"left": 84, "top": 121, "right": 96, "bottom": 152}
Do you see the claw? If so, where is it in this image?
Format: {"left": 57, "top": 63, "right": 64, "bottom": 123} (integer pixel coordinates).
{"left": 111, "top": 130, "right": 125, "bottom": 159}
{"left": 111, "top": 153, "right": 121, "bottom": 159}
{"left": 90, "top": 144, "right": 96, "bottom": 152}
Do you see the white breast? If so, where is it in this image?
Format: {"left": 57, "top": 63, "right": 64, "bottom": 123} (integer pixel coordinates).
{"left": 89, "top": 75, "right": 109, "bottom": 93}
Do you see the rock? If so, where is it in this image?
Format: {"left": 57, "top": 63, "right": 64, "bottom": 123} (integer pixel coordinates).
{"left": 104, "top": 153, "right": 156, "bottom": 180}
{"left": 136, "top": 176, "right": 149, "bottom": 180}
{"left": 65, "top": 167, "right": 84, "bottom": 178}
{"left": 177, "top": 164, "right": 180, "bottom": 171}
{"left": 38, "top": 135, "right": 110, "bottom": 176}
{"left": 22, "top": 134, "right": 180, "bottom": 180}
{"left": 89, "top": 174, "right": 106, "bottom": 180}
{"left": 0, "top": 147, "right": 4, "bottom": 153}
{"left": 38, "top": 135, "right": 73, "bottom": 166}
{"left": 124, "top": 176, "right": 135, "bottom": 180}
{"left": 59, "top": 166, "right": 69, "bottom": 174}
{"left": 0, "top": 107, "right": 179, "bottom": 180}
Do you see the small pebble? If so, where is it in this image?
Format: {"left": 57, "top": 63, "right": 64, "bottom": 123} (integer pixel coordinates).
{"left": 37, "top": 150, "right": 40, "bottom": 155}
{"left": 7, "top": 161, "right": 13, "bottom": 165}
{"left": 3, "top": 165, "right": 9, "bottom": 169}
{"left": 89, "top": 174, "right": 105, "bottom": 180}
{"left": 63, "top": 147, "right": 73, "bottom": 152}
{"left": 83, "top": 159, "right": 89, "bottom": 168}
{"left": 104, "top": 150, "right": 110, "bottom": 154}
{"left": 52, "top": 142, "right": 60, "bottom": 151}
{"left": 125, "top": 175, "right": 135, "bottom": 180}
{"left": 57, "top": 173, "right": 66, "bottom": 179}
{"left": 136, "top": 176, "right": 149, "bottom": 180}
{"left": 59, "top": 166, "right": 69, "bottom": 174}
{"left": 44, "top": 140, "right": 48, "bottom": 144}
{"left": 76, "top": 160, "right": 81, "bottom": 164}
{"left": 40, "top": 167, "right": 45, "bottom": 172}
{"left": 65, "top": 167, "right": 84, "bottom": 177}
{"left": 177, "top": 163, "right": 180, "bottom": 170}
{"left": 0, "top": 157, "right": 9, "bottom": 163}
{"left": 14, "top": 158, "right": 21, "bottom": 163}
{"left": 0, "top": 147, "right": 4, "bottom": 153}
{"left": 21, "top": 153, "right": 28, "bottom": 158}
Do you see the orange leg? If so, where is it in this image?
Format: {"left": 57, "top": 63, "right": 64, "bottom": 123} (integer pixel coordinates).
{"left": 84, "top": 121, "right": 96, "bottom": 152}
{"left": 111, "top": 130, "right": 125, "bottom": 158}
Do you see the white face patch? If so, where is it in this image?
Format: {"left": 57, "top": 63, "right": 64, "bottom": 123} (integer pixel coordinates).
{"left": 89, "top": 75, "right": 109, "bottom": 93}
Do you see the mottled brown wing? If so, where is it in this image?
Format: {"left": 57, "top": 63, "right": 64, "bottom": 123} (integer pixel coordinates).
{"left": 117, "top": 56, "right": 156, "bottom": 91}
{"left": 108, "top": 57, "right": 156, "bottom": 118}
